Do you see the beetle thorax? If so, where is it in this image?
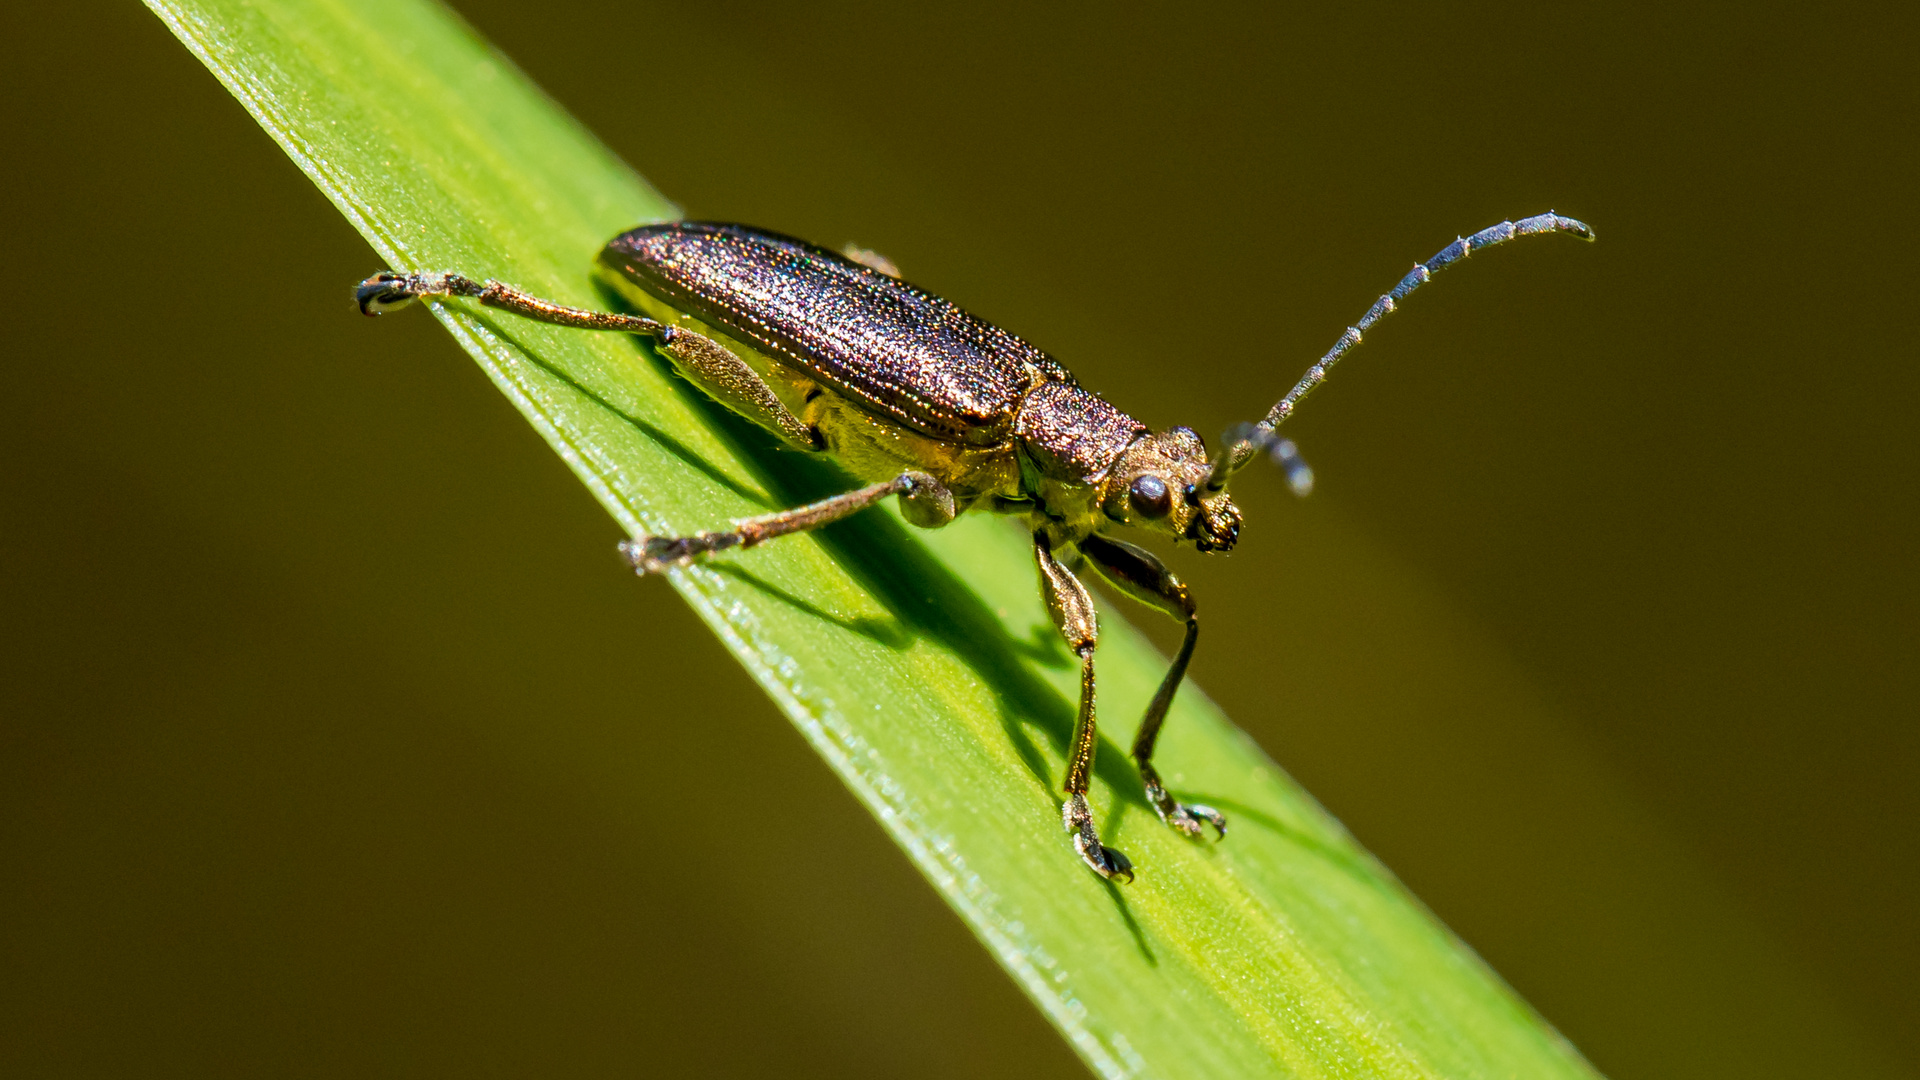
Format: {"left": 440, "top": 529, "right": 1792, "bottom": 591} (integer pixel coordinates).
{"left": 1012, "top": 380, "right": 1149, "bottom": 539}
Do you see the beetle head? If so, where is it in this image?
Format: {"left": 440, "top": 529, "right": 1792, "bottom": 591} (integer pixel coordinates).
{"left": 1101, "top": 428, "right": 1242, "bottom": 552}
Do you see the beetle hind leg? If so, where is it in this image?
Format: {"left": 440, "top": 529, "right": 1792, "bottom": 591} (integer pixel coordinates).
{"left": 652, "top": 326, "right": 820, "bottom": 452}
{"left": 355, "top": 270, "right": 673, "bottom": 336}
{"left": 840, "top": 243, "right": 902, "bottom": 278}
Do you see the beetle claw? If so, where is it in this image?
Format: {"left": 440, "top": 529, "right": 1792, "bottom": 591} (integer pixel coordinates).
{"left": 355, "top": 272, "right": 419, "bottom": 316}
{"left": 1063, "top": 794, "right": 1134, "bottom": 883}
{"left": 1146, "top": 779, "right": 1228, "bottom": 840}
{"left": 619, "top": 534, "right": 733, "bottom": 574}
{"left": 354, "top": 270, "right": 485, "bottom": 316}
{"left": 1074, "top": 834, "right": 1135, "bottom": 883}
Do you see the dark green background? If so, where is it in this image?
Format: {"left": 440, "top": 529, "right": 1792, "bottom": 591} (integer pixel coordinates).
{"left": 3, "top": 2, "right": 1913, "bottom": 1077}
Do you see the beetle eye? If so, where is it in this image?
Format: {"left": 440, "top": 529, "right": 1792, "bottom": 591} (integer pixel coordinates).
{"left": 1128, "top": 475, "right": 1172, "bottom": 519}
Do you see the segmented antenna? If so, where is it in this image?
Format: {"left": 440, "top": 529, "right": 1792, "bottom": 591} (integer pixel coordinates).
{"left": 1206, "top": 211, "right": 1593, "bottom": 491}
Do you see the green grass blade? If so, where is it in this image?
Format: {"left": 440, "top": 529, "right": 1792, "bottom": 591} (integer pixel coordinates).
{"left": 146, "top": 2, "right": 1603, "bottom": 1076}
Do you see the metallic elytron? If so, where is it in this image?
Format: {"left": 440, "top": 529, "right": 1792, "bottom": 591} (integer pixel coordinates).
{"left": 357, "top": 213, "right": 1593, "bottom": 880}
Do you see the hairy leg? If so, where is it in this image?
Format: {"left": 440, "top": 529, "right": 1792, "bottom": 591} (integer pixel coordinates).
{"left": 625, "top": 471, "right": 954, "bottom": 574}
{"left": 1035, "top": 530, "right": 1133, "bottom": 881}
{"left": 1080, "top": 533, "right": 1225, "bottom": 839}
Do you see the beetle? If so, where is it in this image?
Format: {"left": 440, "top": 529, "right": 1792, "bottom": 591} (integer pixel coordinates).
{"left": 356, "top": 212, "right": 1593, "bottom": 881}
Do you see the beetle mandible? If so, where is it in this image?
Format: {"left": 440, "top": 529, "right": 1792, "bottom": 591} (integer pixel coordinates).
{"left": 357, "top": 212, "right": 1593, "bottom": 881}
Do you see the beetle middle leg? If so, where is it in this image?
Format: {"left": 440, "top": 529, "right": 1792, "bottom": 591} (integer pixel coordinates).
{"left": 1080, "top": 534, "right": 1227, "bottom": 839}
{"left": 1034, "top": 530, "right": 1134, "bottom": 882}
{"left": 624, "top": 471, "right": 956, "bottom": 574}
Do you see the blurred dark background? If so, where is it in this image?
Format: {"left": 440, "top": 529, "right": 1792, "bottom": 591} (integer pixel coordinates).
{"left": 2, "top": 2, "right": 1913, "bottom": 1077}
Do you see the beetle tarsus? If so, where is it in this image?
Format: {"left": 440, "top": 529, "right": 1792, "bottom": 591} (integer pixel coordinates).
{"left": 1064, "top": 794, "right": 1134, "bottom": 883}
{"left": 1143, "top": 767, "right": 1228, "bottom": 839}
{"left": 619, "top": 532, "right": 740, "bottom": 574}
{"left": 355, "top": 270, "right": 484, "bottom": 316}
{"left": 355, "top": 272, "right": 418, "bottom": 315}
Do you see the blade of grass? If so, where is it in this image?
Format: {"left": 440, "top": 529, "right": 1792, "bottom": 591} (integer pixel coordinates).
{"left": 146, "top": 2, "right": 1603, "bottom": 1076}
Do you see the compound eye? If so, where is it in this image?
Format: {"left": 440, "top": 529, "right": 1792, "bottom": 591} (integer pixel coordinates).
{"left": 1128, "top": 475, "right": 1172, "bottom": 519}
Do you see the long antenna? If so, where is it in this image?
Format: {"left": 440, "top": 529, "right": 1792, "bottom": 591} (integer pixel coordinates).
{"left": 1206, "top": 211, "right": 1593, "bottom": 491}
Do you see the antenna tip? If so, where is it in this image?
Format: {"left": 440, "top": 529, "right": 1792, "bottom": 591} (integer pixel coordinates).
{"left": 1516, "top": 212, "right": 1596, "bottom": 243}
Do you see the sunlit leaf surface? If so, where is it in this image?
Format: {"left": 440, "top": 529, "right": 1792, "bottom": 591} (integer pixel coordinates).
{"left": 147, "top": 1, "right": 1602, "bottom": 1075}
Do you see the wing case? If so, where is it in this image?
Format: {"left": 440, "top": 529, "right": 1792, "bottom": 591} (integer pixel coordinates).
{"left": 600, "top": 222, "right": 1068, "bottom": 444}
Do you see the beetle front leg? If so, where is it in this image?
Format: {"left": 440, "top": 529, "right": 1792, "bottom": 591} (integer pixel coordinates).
{"left": 1034, "top": 531, "right": 1133, "bottom": 882}
{"left": 624, "top": 471, "right": 954, "bottom": 573}
{"left": 1080, "top": 534, "right": 1226, "bottom": 840}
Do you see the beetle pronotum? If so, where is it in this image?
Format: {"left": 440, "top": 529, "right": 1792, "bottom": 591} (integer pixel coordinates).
{"left": 358, "top": 212, "right": 1592, "bottom": 880}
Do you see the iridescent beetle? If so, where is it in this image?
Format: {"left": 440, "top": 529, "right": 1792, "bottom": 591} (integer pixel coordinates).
{"left": 357, "top": 212, "right": 1592, "bottom": 881}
